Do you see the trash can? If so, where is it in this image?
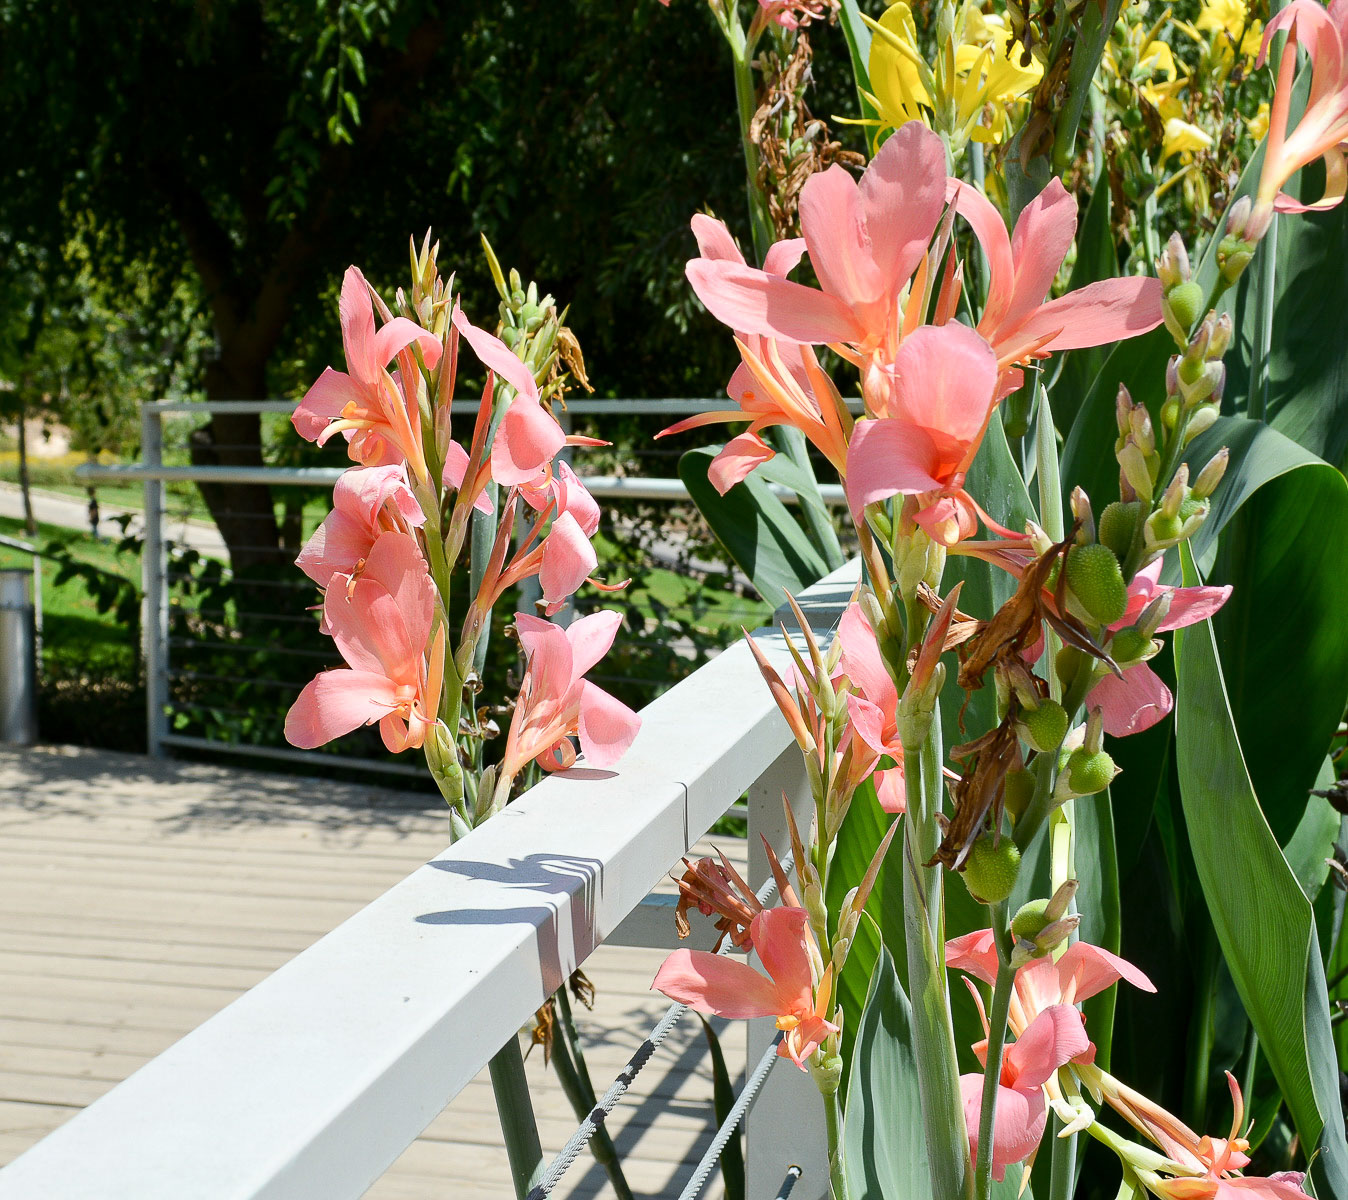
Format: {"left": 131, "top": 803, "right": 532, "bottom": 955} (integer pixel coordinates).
{"left": 0, "top": 569, "right": 38, "bottom": 745}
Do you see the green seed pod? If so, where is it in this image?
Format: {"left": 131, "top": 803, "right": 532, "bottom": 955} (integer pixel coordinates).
{"left": 1054, "top": 645, "right": 1087, "bottom": 694}
{"left": 1003, "top": 769, "right": 1036, "bottom": 821}
{"left": 1018, "top": 699, "right": 1069, "bottom": 753}
{"left": 1065, "top": 544, "right": 1129, "bottom": 626}
{"left": 1098, "top": 501, "right": 1142, "bottom": 561}
{"left": 1165, "top": 280, "right": 1205, "bottom": 334}
{"left": 962, "top": 835, "right": 1022, "bottom": 905}
{"left": 1011, "top": 898, "right": 1051, "bottom": 940}
{"left": 1067, "top": 747, "right": 1117, "bottom": 796}
{"left": 1109, "top": 629, "right": 1155, "bottom": 665}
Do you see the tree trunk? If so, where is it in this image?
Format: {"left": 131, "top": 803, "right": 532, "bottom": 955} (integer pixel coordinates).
{"left": 16, "top": 391, "right": 36, "bottom": 536}
{"left": 189, "top": 353, "right": 284, "bottom": 574}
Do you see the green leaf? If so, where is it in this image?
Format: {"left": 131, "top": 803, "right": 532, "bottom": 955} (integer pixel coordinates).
{"left": 678, "top": 445, "right": 831, "bottom": 607}
{"left": 1184, "top": 417, "right": 1348, "bottom": 847}
{"left": 1049, "top": 181, "right": 1114, "bottom": 434}
{"left": 842, "top": 940, "right": 928, "bottom": 1199}
{"left": 1174, "top": 543, "right": 1348, "bottom": 1198}
{"left": 697, "top": 1016, "right": 744, "bottom": 1200}
{"left": 836, "top": 0, "right": 881, "bottom": 154}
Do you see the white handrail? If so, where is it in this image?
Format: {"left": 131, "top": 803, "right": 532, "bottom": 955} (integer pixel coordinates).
{"left": 0, "top": 562, "right": 857, "bottom": 1200}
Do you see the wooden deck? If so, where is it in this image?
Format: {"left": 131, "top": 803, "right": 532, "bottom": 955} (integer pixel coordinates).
{"left": 0, "top": 745, "right": 745, "bottom": 1199}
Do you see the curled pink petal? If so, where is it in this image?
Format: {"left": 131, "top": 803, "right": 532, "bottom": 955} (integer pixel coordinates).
{"left": 749, "top": 908, "right": 814, "bottom": 1012}
{"left": 1090, "top": 661, "right": 1174, "bottom": 737}
{"left": 874, "top": 766, "right": 907, "bottom": 814}
{"left": 539, "top": 512, "right": 599, "bottom": 614}
{"left": 945, "top": 929, "right": 999, "bottom": 987}
{"left": 577, "top": 680, "right": 641, "bottom": 768}
{"left": 492, "top": 397, "right": 567, "bottom": 485}
{"left": 293, "top": 368, "right": 363, "bottom": 442}
{"left": 1055, "top": 942, "right": 1157, "bottom": 1004}
{"left": 1004, "top": 1004, "right": 1091, "bottom": 1090}
{"left": 709, "top": 431, "right": 777, "bottom": 493}
{"left": 961, "top": 1073, "right": 1047, "bottom": 1182}
{"left": 844, "top": 419, "right": 943, "bottom": 518}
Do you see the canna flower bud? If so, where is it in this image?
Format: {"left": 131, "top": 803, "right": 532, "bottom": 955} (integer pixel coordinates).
{"left": 1184, "top": 405, "right": 1221, "bottom": 443}
{"left": 1192, "top": 447, "right": 1230, "bottom": 499}
{"left": 1115, "top": 384, "right": 1136, "bottom": 438}
{"left": 1208, "top": 312, "right": 1234, "bottom": 359}
{"left": 1119, "top": 443, "right": 1155, "bottom": 502}
{"left": 1156, "top": 232, "right": 1192, "bottom": 289}
{"left": 1159, "top": 466, "right": 1188, "bottom": 520}
{"left": 1070, "top": 487, "right": 1096, "bottom": 543}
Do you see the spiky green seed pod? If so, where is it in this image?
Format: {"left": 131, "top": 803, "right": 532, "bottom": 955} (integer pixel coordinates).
{"left": 1097, "top": 501, "right": 1142, "bottom": 562}
{"left": 1067, "top": 747, "right": 1117, "bottom": 796}
{"left": 963, "top": 835, "right": 1022, "bottom": 904}
{"left": 1166, "top": 280, "right": 1205, "bottom": 334}
{"left": 1011, "top": 898, "right": 1051, "bottom": 940}
{"left": 1065, "top": 544, "right": 1129, "bottom": 626}
{"left": 1018, "top": 699, "right": 1069, "bottom": 753}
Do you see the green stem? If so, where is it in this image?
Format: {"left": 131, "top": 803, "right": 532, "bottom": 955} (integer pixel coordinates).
{"left": 903, "top": 708, "right": 974, "bottom": 1200}
{"left": 825, "top": 1087, "right": 850, "bottom": 1200}
{"left": 1240, "top": 1021, "right": 1260, "bottom": 1110}
{"left": 727, "top": 26, "right": 774, "bottom": 262}
{"left": 1035, "top": 384, "right": 1064, "bottom": 543}
{"left": 1249, "top": 212, "right": 1277, "bottom": 423}
{"left": 1047, "top": 1112, "right": 1079, "bottom": 1200}
{"left": 488, "top": 1034, "right": 545, "bottom": 1200}
{"left": 550, "top": 991, "right": 635, "bottom": 1200}
{"left": 1184, "top": 936, "right": 1220, "bottom": 1128}
{"left": 974, "top": 914, "right": 1015, "bottom": 1200}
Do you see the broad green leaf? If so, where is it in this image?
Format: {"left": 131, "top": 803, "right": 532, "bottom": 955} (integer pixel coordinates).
{"left": 836, "top": 0, "right": 881, "bottom": 155}
{"left": 842, "top": 941, "right": 928, "bottom": 1199}
{"left": 1175, "top": 544, "right": 1348, "bottom": 1198}
{"left": 1184, "top": 417, "right": 1348, "bottom": 847}
{"left": 679, "top": 445, "right": 831, "bottom": 607}
{"left": 1050, "top": 180, "right": 1114, "bottom": 434}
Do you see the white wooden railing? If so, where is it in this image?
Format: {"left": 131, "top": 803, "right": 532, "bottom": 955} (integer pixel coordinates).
{"left": 0, "top": 563, "right": 858, "bottom": 1200}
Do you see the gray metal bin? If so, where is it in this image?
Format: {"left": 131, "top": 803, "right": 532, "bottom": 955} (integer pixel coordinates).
{"left": 0, "top": 569, "right": 38, "bottom": 745}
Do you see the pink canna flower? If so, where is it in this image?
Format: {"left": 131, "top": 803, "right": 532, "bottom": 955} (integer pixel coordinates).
{"left": 653, "top": 906, "right": 839, "bottom": 1069}
{"left": 1088, "top": 562, "right": 1231, "bottom": 737}
{"left": 658, "top": 216, "right": 851, "bottom": 492}
{"left": 835, "top": 601, "right": 907, "bottom": 812}
{"left": 498, "top": 611, "right": 641, "bottom": 782}
{"left": 684, "top": 123, "right": 948, "bottom": 358}
{"left": 1255, "top": 0, "right": 1348, "bottom": 219}
{"left": 285, "top": 530, "right": 444, "bottom": 754}
{"left": 947, "top": 179, "right": 1164, "bottom": 370}
{"left": 296, "top": 465, "right": 426, "bottom": 590}
{"left": 961, "top": 1004, "right": 1091, "bottom": 1181}
{"left": 292, "top": 267, "right": 443, "bottom": 482}
{"left": 844, "top": 321, "right": 1009, "bottom": 545}
{"left": 946, "top": 929, "right": 1155, "bottom": 1054}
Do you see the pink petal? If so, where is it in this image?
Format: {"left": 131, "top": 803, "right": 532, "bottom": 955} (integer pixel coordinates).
{"left": 685, "top": 259, "right": 864, "bottom": 344}
{"left": 844, "top": 418, "right": 943, "bottom": 521}
{"left": 295, "top": 510, "right": 374, "bottom": 589}
{"left": 1090, "top": 662, "right": 1174, "bottom": 737}
{"left": 1005, "top": 1004, "right": 1091, "bottom": 1090}
{"left": 359, "top": 530, "right": 434, "bottom": 651}
{"left": 293, "top": 368, "right": 363, "bottom": 441}
{"left": 858, "top": 123, "right": 947, "bottom": 297}
{"left": 709, "top": 431, "right": 776, "bottom": 493}
{"left": 913, "top": 491, "right": 980, "bottom": 547}
{"left": 334, "top": 464, "right": 425, "bottom": 527}
{"left": 949, "top": 181, "right": 1016, "bottom": 329}
{"left": 1055, "top": 942, "right": 1156, "bottom": 1005}
{"left": 285, "top": 669, "right": 401, "bottom": 748}
{"left": 837, "top": 602, "right": 898, "bottom": 712}
{"left": 442, "top": 441, "right": 493, "bottom": 513}
{"left": 516, "top": 614, "right": 575, "bottom": 701}
{"left": 452, "top": 306, "right": 538, "bottom": 401}
{"left": 874, "top": 765, "right": 907, "bottom": 814}
{"left": 539, "top": 512, "right": 598, "bottom": 614}
{"left": 492, "top": 397, "right": 567, "bottom": 486}
{"left": 748, "top": 908, "right": 815, "bottom": 1014}
{"left": 1155, "top": 583, "right": 1232, "bottom": 632}
{"left": 1010, "top": 277, "right": 1164, "bottom": 355}
{"left": 961, "top": 1073, "right": 1047, "bottom": 1181}
{"left": 1005, "top": 179, "right": 1078, "bottom": 330}
{"left": 883, "top": 323, "right": 1000, "bottom": 451}
{"left": 690, "top": 213, "right": 745, "bottom": 264}
{"left": 799, "top": 162, "right": 886, "bottom": 313}
{"left": 577, "top": 679, "right": 641, "bottom": 768}
{"left": 779, "top": 1013, "right": 839, "bottom": 1069}
{"left": 763, "top": 238, "right": 808, "bottom": 278}
{"left": 370, "top": 316, "right": 443, "bottom": 376}
{"left": 564, "top": 609, "right": 624, "bottom": 679}
{"left": 338, "top": 267, "right": 379, "bottom": 383}
{"left": 945, "top": 929, "right": 999, "bottom": 987}
{"left": 845, "top": 694, "right": 892, "bottom": 758}
{"left": 653, "top": 949, "right": 786, "bottom": 1018}
{"left": 554, "top": 462, "right": 601, "bottom": 536}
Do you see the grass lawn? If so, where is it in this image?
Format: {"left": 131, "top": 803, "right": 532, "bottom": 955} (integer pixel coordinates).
{"left": 0, "top": 516, "right": 141, "bottom": 674}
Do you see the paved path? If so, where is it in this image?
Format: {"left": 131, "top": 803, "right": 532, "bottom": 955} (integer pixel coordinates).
{"left": 0, "top": 745, "right": 744, "bottom": 1198}
{"left": 0, "top": 482, "right": 227, "bottom": 557}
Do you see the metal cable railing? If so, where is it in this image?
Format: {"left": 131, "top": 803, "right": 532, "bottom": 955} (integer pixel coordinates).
{"left": 527, "top": 858, "right": 799, "bottom": 1200}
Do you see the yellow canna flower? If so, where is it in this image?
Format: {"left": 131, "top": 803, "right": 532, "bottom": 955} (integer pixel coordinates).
{"left": 860, "top": 1, "right": 1042, "bottom": 153}
{"left": 1246, "top": 100, "right": 1270, "bottom": 142}
{"left": 1160, "top": 116, "right": 1214, "bottom": 165}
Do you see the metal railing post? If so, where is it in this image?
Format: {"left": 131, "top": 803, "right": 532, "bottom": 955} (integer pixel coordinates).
{"left": 141, "top": 403, "right": 169, "bottom": 758}
{"left": 745, "top": 744, "right": 829, "bottom": 1200}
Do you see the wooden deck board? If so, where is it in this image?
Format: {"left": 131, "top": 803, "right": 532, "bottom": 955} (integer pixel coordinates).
{"left": 0, "top": 745, "right": 746, "bottom": 1199}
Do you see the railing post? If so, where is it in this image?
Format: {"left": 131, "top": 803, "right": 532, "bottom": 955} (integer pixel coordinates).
{"left": 141, "top": 402, "right": 169, "bottom": 758}
{"left": 745, "top": 743, "right": 829, "bottom": 1200}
